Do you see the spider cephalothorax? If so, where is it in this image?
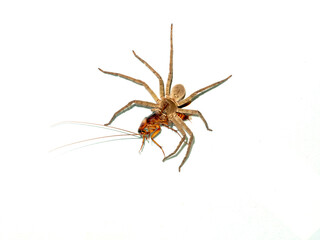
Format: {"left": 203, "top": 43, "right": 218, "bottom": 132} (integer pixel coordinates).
{"left": 99, "top": 24, "right": 232, "bottom": 171}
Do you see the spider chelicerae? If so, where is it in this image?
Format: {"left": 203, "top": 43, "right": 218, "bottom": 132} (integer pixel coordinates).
{"left": 98, "top": 24, "right": 232, "bottom": 171}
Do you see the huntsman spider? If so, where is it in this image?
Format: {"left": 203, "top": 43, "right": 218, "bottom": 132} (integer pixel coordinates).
{"left": 98, "top": 24, "right": 232, "bottom": 171}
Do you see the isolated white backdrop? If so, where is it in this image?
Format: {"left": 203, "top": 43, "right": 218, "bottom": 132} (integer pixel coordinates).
{"left": 1, "top": 0, "right": 320, "bottom": 240}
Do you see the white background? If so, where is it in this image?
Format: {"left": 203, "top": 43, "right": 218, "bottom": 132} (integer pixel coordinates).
{"left": 1, "top": 0, "right": 320, "bottom": 240}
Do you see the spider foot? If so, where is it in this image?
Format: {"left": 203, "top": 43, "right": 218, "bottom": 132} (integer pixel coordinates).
{"left": 162, "top": 155, "right": 170, "bottom": 162}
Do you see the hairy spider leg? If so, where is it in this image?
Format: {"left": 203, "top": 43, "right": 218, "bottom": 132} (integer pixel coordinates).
{"left": 98, "top": 68, "right": 159, "bottom": 102}
{"left": 132, "top": 50, "right": 165, "bottom": 98}
{"left": 104, "top": 100, "right": 157, "bottom": 126}
{"left": 163, "top": 115, "right": 187, "bottom": 162}
{"left": 165, "top": 24, "right": 173, "bottom": 96}
{"left": 178, "top": 75, "right": 232, "bottom": 106}
{"left": 175, "top": 117, "right": 194, "bottom": 171}
{"left": 177, "top": 108, "right": 212, "bottom": 131}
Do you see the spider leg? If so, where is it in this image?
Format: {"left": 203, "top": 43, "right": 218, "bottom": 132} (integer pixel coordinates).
{"left": 165, "top": 24, "right": 173, "bottom": 96}
{"left": 98, "top": 68, "right": 159, "bottom": 102}
{"left": 178, "top": 75, "right": 232, "bottom": 107}
{"left": 163, "top": 116, "right": 194, "bottom": 171}
{"left": 172, "top": 116, "right": 194, "bottom": 172}
{"left": 105, "top": 100, "right": 157, "bottom": 126}
{"left": 163, "top": 130, "right": 186, "bottom": 163}
{"left": 132, "top": 50, "right": 165, "bottom": 98}
{"left": 176, "top": 109, "right": 212, "bottom": 131}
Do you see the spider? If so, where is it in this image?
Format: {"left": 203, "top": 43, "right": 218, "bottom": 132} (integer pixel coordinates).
{"left": 98, "top": 24, "right": 232, "bottom": 171}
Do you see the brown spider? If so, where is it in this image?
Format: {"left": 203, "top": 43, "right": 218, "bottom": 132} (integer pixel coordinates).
{"left": 98, "top": 24, "right": 232, "bottom": 171}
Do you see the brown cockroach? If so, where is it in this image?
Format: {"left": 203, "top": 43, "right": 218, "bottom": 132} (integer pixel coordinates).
{"left": 137, "top": 111, "right": 190, "bottom": 156}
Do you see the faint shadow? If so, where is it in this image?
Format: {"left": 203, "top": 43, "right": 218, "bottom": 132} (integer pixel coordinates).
{"left": 309, "top": 228, "right": 320, "bottom": 240}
